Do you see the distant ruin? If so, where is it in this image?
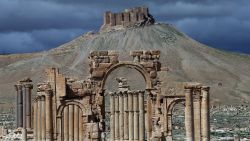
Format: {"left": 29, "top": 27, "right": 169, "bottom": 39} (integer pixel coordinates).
{"left": 10, "top": 50, "right": 210, "bottom": 141}
{"left": 100, "top": 7, "right": 155, "bottom": 32}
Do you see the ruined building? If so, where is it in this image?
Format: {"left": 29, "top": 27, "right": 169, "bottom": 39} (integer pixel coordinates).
{"left": 13, "top": 50, "right": 210, "bottom": 141}
{"left": 100, "top": 6, "right": 155, "bottom": 32}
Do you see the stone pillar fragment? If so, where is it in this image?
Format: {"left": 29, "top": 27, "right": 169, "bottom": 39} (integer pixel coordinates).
{"left": 41, "top": 96, "right": 46, "bottom": 140}
{"left": 123, "top": 92, "right": 129, "bottom": 140}
{"left": 146, "top": 90, "right": 153, "bottom": 140}
{"left": 24, "top": 83, "right": 33, "bottom": 129}
{"left": 74, "top": 106, "right": 79, "bottom": 141}
{"left": 15, "top": 84, "right": 23, "bottom": 128}
{"left": 119, "top": 92, "right": 124, "bottom": 140}
{"left": 110, "top": 93, "right": 115, "bottom": 140}
{"left": 201, "top": 86, "right": 210, "bottom": 141}
{"left": 193, "top": 88, "right": 201, "bottom": 141}
{"left": 69, "top": 105, "right": 74, "bottom": 141}
{"left": 37, "top": 97, "right": 42, "bottom": 140}
{"left": 184, "top": 86, "right": 194, "bottom": 141}
{"left": 139, "top": 91, "right": 145, "bottom": 141}
{"left": 22, "top": 86, "right": 26, "bottom": 129}
{"left": 114, "top": 93, "right": 120, "bottom": 140}
{"left": 45, "top": 90, "right": 53, "bottom": 141}
{"left": 79, "top": 110, "right": 83, "bottom": 141}
{"left": 63, "top": 106, "right": 69, "bottom": 141}
{"left": 128, "top": 91, "right": 134, "bottom": 140}
{"left": 33, "top": 101, "right": 38, "bottom": 140}
{"left": 133, "top": 92, "right": 139, "bottom": 140}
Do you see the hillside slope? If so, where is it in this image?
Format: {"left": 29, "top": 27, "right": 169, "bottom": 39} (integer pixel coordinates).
{"left": 0, "top": 24, "right": 250, "bottom": 105}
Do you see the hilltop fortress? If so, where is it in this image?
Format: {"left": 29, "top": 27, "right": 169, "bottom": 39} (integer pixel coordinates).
{"left": 100, "top": 6, "right": 155, "bottom": 32}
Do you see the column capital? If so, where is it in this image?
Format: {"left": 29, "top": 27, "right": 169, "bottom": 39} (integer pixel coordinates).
{"left": 14, "top": 84, "right": 22, "bottom": 91}
{"left": 201, "top": 86, "right": 210, "bottom": 91}
{"left": 24, "top": 83, "right": 33, "bottom": 89}
{"left": 45, "top": 90, "right": 53, "bottom": 97}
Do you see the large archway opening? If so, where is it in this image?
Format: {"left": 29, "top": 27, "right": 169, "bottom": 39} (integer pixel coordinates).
{"left": 103, "top": 66, "right": 147, "bottom": 140}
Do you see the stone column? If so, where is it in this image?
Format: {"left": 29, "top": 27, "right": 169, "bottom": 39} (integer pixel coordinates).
{"left": 24, "top": 83, "right": 33, "bottom": 129}
{"left": 133, "top": 92, "right": 139, "bottom": 140}
{"left": 56, "top": 116, "right": 62, "bottom": 141}
{"left": 69, "top": 105, "right": 74, "bottom": 141}
{"left": 184, "top": 86, "right": 194, "bottom": 141}
{"left": 146, "top": 90, "right": 153, "bottom": 140}
{"left": 193, "top": 88, "right": 201, "bottom": 141}
{"left": 114, "top": 93, "right": 120, "bottom": 140}
{"left": 45, "top": 90, "right": 53, "bottom": 141}
{"left": 15, "top": 84, "right": 23, "bottom": 128}
{"left": 64, "top": 106, "right": 69, "bottom": 141}
{"left": 79, "top": 112, "right": 83, "bottom": 141}
{"left": 74, "top": 106, "right": 79, "bottom": 141}
{"left": 119, "top": 92, "right": 124, "bottom": 140}
{"left": 41, "top": 96, "right": 46, "bottom": 140}
{"left": 33, "top": 101, "right": 38, "bottom": 140}
{"left": 37, "top": 96, "right": 42, "bottom": 140}
{"left": 110, "top": 93, "right": 115, "bottom": 140}
{"left": 22, "top": 86, "right": 26, "bottom": 129}
{"left": 128, "top": 91, "right": 134, "bottom": 140}
{"left": 139, "top": 91, "right": 145, "bottom": 141}
{"left": 201, "top": 86, "right": 210, "bottom": 141}
{"left": 124, "top": 91, "right": 129, "bottom": 140}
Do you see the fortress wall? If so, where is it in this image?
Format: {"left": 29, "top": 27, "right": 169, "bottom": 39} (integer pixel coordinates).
{"left": 102, "top": 6, "right": 149, "bottom": 29}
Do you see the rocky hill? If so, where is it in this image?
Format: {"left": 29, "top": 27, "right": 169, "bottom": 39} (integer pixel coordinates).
{"left": 0, "top": 23, "right": 250, "bottom": 105}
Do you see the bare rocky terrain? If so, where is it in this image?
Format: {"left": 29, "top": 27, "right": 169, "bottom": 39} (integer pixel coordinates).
{"left": 0, "top": 23, "right": 250, "bottom": 105}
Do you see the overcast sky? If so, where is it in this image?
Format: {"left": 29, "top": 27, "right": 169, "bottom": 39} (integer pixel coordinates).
{"left": 0, "top": 0, "right": 250, "bottom": 54}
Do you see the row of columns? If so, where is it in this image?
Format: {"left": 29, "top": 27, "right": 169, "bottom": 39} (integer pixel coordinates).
{"left": 62, "top": 105, "right": 84, "bottom": 141}
{"left": 33, "top": 90, "right": 53, "bottom": 141}
{"left": 184, "top": 85, "right": 210, "bottom": 141}
{"left": 110, "top": 91, "right": 145, "bottom": 141}
{"left": 15, "top": 82, "right": 33, "bottom": 129}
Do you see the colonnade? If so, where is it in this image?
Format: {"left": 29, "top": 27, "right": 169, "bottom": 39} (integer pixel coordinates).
{"left": 110, "top": 91, "right": 145, "bottom": 141}
{"left": 33, "top": 90, "right": 53, "bottom": 141}
{"left": 14, "top": 82, "right": 33, "bottom": 129}
{"left": 184, "top": 84, "right": 210, "bottom": 141}
{"left": 62, "top": 105, "right": 83, "bottom": 141}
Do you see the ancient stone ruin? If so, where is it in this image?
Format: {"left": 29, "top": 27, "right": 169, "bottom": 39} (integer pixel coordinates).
{"left": 13, "top": 50, "right": 210, "bottom": 141}
{"left": 100, "top": 6, "right": 155, "bottom": 32}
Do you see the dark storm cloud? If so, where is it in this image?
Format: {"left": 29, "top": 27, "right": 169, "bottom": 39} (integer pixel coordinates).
{"left": 0, "top": 0, "right": 250, "bottom": 54}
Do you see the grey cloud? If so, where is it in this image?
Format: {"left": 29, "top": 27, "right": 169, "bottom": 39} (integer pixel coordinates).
{"left": 0, "top": 0, "right": 250, "bottom": 54}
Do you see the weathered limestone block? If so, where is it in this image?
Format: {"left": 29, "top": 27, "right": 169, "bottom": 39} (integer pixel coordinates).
{"left": 98, "top": 63, "right": 112, "bottom": 69}
{"left": 130, "top": 50, "right": 143, "bottom": 56}
{"left": 56, "top": 74, "right": 66, "bottom": 97}
{"left": 141, "top": 62, "right": 154, "bottom": 68}
{"left": 98, "top": 56, "right": 110, "bottom": 63}
{"left": 91, "top": 70, "right": 105, "bottom": 78}
{"left": 71, "top": 81, "right": 83, "bottom": 89}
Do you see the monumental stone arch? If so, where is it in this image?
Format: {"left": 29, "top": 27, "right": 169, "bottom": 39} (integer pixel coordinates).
{"left": 14, "top": 50, "right": 210, "bottom": 141}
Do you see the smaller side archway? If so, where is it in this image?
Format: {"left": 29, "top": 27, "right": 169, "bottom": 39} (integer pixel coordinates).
{"left": 56, "top": 100, "right": 88, "bottom": 141}
{"left": 165, "top": 97, "right": 185, "bottom": 140}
